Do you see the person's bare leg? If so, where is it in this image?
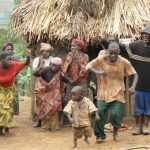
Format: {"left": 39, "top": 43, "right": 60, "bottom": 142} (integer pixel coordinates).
{"left": 72, "top": 139, "right": 77, "bottom": 148}
{"left": 0, "top": 127, "right": 2, "bottom": 135}
{"left": 34, "top": 119, "right": 41, "bottom": 128}
{"left": 0, "top": 127, "right": 5, "bottom": 136}
{"left": 113, "top": 127, "right": 119, "bottom": 142}
{"left": 84, "top": 134, "right": 90, "bottom": 144}
{"left": 5, "top": 127, "right": 9, "bottom": 134}
{"left": 132, "top": 115, "right": 142, "bottom": 135}
{"left": 142, "top": 115, "right": 150, "bottom": 135}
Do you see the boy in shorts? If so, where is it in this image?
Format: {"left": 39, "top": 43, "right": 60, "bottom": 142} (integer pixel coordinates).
{"left": 63, "top": 86, "right": 100, "bottom": 148}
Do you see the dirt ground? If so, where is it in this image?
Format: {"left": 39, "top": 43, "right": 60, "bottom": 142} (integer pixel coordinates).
{"left": 1, "top": 97, "right": 150, "bottom": 150}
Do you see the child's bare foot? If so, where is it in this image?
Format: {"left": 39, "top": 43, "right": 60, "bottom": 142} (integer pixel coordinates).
{"left": 33, "top": 120, "right": 41, "bottom": 128}
{"left": 71, "top": 144, "right": 77, "bottom": 148}
{"left": 113, "top": 127, "right": 119, "bottom": 142}
{"left": 113, "top": 133, "right": 119, "bottom": 142}
{"left": 71, "top": 140, "right": 77, "bottom": 148}
{"left": 96, "top": 137, "right": 105, "bottom": 143}
{"left": 0, "top": 127, "right": 5, "bottom": 136}
{"left": 41, "top": 128, "right": 49, "bottom": 132}
{"left": 5, "top": 127, "right": 9, "bottom": 134}
{"left": 84, "top": 137, "right": 90, "bottom": 144}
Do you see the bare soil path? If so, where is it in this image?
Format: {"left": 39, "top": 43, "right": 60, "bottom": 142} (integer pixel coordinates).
{"left": 0, "top": 97, "right": 150, "bottom": 150}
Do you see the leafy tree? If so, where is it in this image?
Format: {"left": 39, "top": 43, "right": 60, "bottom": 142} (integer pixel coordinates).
{"left": 14, "top": 0, "right": 21, "bottom": 5}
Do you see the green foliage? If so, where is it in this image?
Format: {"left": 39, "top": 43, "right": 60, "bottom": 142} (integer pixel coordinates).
{"left": 14, "top": 0, "right": 21, "bottom": 5}
{"left": 0, "top": 28, "right": 31, "bottom": 96}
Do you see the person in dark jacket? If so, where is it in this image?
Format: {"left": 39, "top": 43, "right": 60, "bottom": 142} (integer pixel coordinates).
{"left": 124, "top": 24, "right": 150, "bottom": 135}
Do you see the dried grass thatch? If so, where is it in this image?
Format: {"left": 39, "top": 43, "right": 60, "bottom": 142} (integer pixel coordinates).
{"left": 10, "top": 0, "right": 150, "bottom": 43}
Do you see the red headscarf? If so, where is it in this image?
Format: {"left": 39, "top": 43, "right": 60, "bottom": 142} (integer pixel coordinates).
{"left": 72, "top": 39, "right": 86, "bottom": 52}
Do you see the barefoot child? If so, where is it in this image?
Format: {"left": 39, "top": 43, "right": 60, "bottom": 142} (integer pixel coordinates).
{"left": 63, "top": 86, "right": 100, "bottom": 148}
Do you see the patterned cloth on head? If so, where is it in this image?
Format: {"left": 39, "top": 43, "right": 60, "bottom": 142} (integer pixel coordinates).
{"left": 51, "top": 57, "right": 62, "bottom": 66}
{"left": 40, "top": 43, "right": 53, "bottom": 51}
{"left": 72, "top": 39, "right": 86, "bottom": 52}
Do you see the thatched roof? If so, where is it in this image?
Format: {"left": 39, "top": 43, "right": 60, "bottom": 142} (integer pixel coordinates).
{"left": 10, "top": 0, "right": 150, "bottom": 43}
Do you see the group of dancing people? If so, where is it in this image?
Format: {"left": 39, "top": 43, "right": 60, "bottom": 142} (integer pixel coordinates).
{"left": 0, "top": 24, "right": 150, "bottom": 148}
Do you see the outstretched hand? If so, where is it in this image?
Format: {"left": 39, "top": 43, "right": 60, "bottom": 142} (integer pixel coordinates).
{"left": 95, "top": 112, "right": 100, "bottom": 120}
{"left": 128, "top": 86, "right": 135, "bottom": 95}
{"left": 70, "top": 79, "right": 76, "bottom": 84}
{"left": 69, "top": 118, "right": 75, "bottom": 124}
{"left": 26, "top": 48, "right": 31, "bottom": 56}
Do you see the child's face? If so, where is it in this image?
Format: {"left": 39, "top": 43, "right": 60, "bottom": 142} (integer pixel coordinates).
{"left": 71, "top": 92, "right": 82, "bottom": 101}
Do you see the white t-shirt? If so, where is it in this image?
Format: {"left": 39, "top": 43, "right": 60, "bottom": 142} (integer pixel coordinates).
{"left": 32, "top": 56, "right": 53, "bottom": 70}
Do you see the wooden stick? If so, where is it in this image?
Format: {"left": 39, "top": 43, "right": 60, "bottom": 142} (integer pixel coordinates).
{"left": 120, "top": 145, "right": 150, "bottom": 150}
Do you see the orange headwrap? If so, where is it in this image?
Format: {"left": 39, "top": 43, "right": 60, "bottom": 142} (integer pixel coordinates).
{"left": 72, "top": 39, "right": 86, "bottom": 52}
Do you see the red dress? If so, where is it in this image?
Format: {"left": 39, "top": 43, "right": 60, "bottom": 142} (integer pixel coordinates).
{"left": 0, "top": 61, "right": 25, "bottom": 87}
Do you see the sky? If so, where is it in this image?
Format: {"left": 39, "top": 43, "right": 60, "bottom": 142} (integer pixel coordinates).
{"left": 0, "top": 0, "right": 15, "bottom": 28}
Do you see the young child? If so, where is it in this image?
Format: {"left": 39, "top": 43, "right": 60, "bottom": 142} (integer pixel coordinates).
{"left": 63, "top": 86, "right": 100, "bottom": 148}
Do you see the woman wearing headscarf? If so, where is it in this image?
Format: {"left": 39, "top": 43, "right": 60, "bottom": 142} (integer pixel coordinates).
{"left": 32, "top": 43, "right": 54, "bottom": 70}
{"left": 33, "top": 57, "right": 70, "bottom": 131}
{"left": 32, "top": 43, "right": 54, "bottom": 127}
{"left": 63, "top": 39, "right": 89, "bottom": 102}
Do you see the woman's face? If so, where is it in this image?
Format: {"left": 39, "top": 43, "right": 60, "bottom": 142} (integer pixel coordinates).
{"left": 71, "top": 43, "right": 80, "bottom": 52}
{"left": 4, "top": 46, "right": 13, "bottom": 55}
{"left": 42, "top": 50, "right": 50, "bottom": 59}
{"left": 51, "top": 63, "right": 61, "bottom": 72}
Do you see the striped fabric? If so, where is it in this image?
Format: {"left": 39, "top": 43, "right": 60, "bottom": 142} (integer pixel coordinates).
{"left": 34, "top": 71, "right": 62, "bottom": 119}
{"left": 126, "top": 45, "right": 150, "bottom": 62}
{"left": 63, "top": 51, "right": 88, "bottom": 82}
